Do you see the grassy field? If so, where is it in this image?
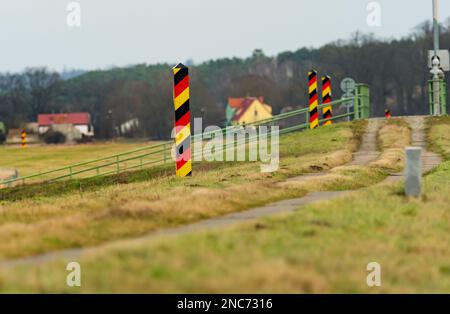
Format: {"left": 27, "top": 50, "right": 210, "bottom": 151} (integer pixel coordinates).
{"left": 427, "top": 116, "right": 450, "bottom": 159}
{"left": 0, "top": 121, "right": 368, "bottom": 261}
{"left": 0, "top": 117, "right": 426, "bottom": 293}
{"left": 0, "top": 141, "right": 161, "bottom": 177}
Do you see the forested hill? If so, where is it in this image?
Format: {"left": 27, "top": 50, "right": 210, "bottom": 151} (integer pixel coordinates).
{"left": 0, "top": 20, "right": 449, "bottom": 139}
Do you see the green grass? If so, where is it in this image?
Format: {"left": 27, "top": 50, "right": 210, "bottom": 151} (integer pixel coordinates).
{"left": 0, "top": 142, "right": 159, "bottom": 177}
{"left": 32, "top": 161, "right": 446, "bottom": 293}
{"left": 427, "top": 116, "right": 450, "bottom": 159}
{"left": 0, "top": 117, "right": 446, "bottom": 293}
{"left": 0, "top": 122, "right": 367, "bottom": 260}
{"left": 0, "top": 118, "right": 425, "bottom": 293}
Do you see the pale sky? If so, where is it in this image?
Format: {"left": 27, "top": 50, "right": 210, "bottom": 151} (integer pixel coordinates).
{"left": 0, "top": 0, "right": 448, "bottom": 72}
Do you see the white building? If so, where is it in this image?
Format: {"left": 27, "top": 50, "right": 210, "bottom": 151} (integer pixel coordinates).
{"left": 38, "top": 113, "right": 94, "bottom": 137}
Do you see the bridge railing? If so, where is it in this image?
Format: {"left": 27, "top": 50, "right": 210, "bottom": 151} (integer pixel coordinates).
{"left": 1, "top": 95, "right": 363, "bottom": 189}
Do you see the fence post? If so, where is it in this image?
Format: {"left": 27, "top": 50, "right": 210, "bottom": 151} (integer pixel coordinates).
{"left": 353, "top": 85, "right": 360, "bottom": 120}
{"left": 440, "top": 79, "right": 447, "bottom": 115}
{"left": 308, "top": 70, "right": 319, "bottom": 129}
{"left": 428, "top": 79, "right": 446, "bottom": 115}
{"left": 428, "top": 80, "right": 434, "bottom": 115}
{"left": 172, "top": 63, "right": 192, "bottom": 177}
{"left": 355, "top": 84, "right": 371, "bottom": 119}
{"left": 321, "top": 75, "right": 333, "bottom": 126}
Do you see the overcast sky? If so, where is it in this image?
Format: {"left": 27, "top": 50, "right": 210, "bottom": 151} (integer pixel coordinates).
{"left": 0, "top": 0, "right": 448, "bottom": 72}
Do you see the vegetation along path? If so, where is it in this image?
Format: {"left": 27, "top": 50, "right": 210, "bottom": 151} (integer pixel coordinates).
{"left": 384, "top": 116, "right": 442, "bottom": 183}
{"left": 0, "top": 118, "right": 402, "bottom": 268}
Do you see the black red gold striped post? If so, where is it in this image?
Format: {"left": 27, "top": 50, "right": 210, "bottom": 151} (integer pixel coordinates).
{"left": 308, "top": 70, "right": 319, "bottom": 129}
{"left": 172, "top": 63, "right": 192, "bottom": 177}
{"left": 321, "top": 75, "right": 333, "bottom": 126}
{"left": 21, "top": 128, "right": 27, "bottom": 148}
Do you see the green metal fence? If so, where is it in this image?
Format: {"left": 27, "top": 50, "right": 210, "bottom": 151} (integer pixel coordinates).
{"left": 355, "top": 84, "right": 370, "bottom": 119}
{"left": 1, "top": 93, "right": 369, "bottom": 189}
{"left": 428, "top": 79, "right": 448, "bottom": 115}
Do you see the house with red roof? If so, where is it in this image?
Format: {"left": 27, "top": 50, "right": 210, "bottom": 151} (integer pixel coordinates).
{"left": 226, "top": 97, "right": 273, "bottom": 125}
{"left": 38, "top": 112, "right": 94, "bottom": 138}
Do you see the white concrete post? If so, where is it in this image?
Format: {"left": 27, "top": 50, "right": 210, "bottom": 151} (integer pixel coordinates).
{"left": 405, "top": 147, "right": 422, "bottom": 197}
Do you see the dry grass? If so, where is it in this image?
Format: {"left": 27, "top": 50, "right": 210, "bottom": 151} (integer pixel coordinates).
{"left": 0, "top": 122, "right": 364, "bottom": 260}
{"left": 370, "top": 119, "right": 411, "bottom": 171}
{"left": 279, "top": 119, "right": 411, "bottom": 192}
{"left": 426, "top": 116, "right": 450, "bottom": 159}
{"left": 0, "top": 118, "right": 425, "bottom": 293}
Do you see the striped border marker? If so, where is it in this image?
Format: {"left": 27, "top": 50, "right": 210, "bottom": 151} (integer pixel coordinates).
{"left": 21, "top": 128, "right": 27, "bottom": 148}
{"left": 308, "top": 70, "right": 319, "bottom": 129}
{"left": 321, "top": 75, "right": 333, "bottom": 126}
{"left": 172, "top": 63, "right": 192, "bottom": 177}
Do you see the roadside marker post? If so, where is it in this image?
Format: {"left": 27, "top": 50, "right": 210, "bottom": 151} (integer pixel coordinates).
{"left": 405, "top": 147, "right": 422, "bottom": 197}
{"left": 21, "top": 128, "right": 27, "bottom": 149}
{"left": 321, "top": 75, "right": 333, "bottom": 126}
{"left": 308, "top": 70, "right": 319, "bottom": 129}
{"left": 172, "top": 63, "right": 192, "bottom": 177}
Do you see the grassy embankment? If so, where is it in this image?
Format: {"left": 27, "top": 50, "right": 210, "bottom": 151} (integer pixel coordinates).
{"left": 427, "top": 116, "right": 450, "bottom": 159}
{"left": 0, "top": 121, "right": 366, "bottom": 261}
{"left": 0, "top": 117, "right": 427, "bottom": 293}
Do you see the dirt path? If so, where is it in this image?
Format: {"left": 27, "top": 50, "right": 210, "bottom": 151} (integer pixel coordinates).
{"left": 384, "top": 116, "right": 442, "bottom": 183}
{"left": 349, "top": 118, "right": 380, "bottom": 165}
{"left": 286, "top": 119, "right": 380, "bottom": 183}
{"left": 0, "top": 118, "right": 442, "bottom": 268}
{"left": 406, "top": 116, "right": 442, "bottom": 172}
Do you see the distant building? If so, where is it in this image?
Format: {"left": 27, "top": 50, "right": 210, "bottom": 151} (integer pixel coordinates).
{"left": 118, "top": 118, "right": 140, "bottom": 136}
{"left": 38, "top": 113, "right": 94, "bottom": 137}
{"left": 226, "top": 97, "right": 273, "bottom": 125}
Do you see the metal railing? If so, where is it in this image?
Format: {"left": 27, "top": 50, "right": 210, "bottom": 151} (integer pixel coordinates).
{"left": 1, "top": 95, "right": 363, "bottom": 189}
{"left": 428, "top": 79, "right": 447, "bottom": 115}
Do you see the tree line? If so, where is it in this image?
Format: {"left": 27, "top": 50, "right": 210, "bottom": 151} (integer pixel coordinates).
{"left": 0, "top": 19, "right": 449, "bottom": 140}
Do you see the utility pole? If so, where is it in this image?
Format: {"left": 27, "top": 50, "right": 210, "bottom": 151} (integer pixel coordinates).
{"left": 433, "top": 0, "right": 439, "bottom": 54}
{"left": 430, "top": 0, "right": 443, "bottom": 115}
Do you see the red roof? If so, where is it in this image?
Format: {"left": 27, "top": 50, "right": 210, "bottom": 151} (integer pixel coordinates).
{"left": 228, "top": 97, "right": 267, "bottom": 122}
{"left": 228, "top": 98, "right": 247, "bottom": 109}
{"left": 38, "top": 113, "right": 91, "bottom": 126}
{"left": 231, "top": 98, "right": 255, "bottom": 121}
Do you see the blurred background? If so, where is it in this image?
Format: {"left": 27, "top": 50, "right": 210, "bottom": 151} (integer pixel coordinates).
{"left": 0, "top": 0, "right": 448, "bottom": 140}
